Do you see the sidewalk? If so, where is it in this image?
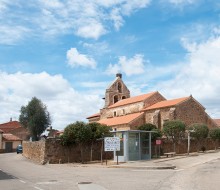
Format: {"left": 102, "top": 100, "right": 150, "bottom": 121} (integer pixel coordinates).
{"left": 108, "top": 150, "right": 220, "bottom": 170}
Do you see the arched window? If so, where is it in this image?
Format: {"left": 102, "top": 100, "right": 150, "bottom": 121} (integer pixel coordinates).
{"left": 114, "top": 95, "right": 119, "bottom": 103}
{"left": 122, "top": 96, "right": 126, "bottom": 100}
{"left": 118, "top": 82, "right": 122, "bottom": 93}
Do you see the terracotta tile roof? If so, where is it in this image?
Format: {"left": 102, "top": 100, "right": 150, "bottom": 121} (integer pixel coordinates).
{"left": 143, "top": 97, "right": 189, "bottom": 111}
{"left": 108, "top": 91, "right": 158, "bottom": 109}
{"left": 0, "top": 129, "right": 3, "bottom": 133}
{"left": 0, "top": 121, "right": 21, "bottom": 133}
{"left": 2, "top": 133, "right": 22, "bottom": 141}
{"left": 98, "top": 112, "right": 144, "bottom": 126}
{"left": 214, "top": 119, "right": 220, "bottom": 126}
{"left": 86, "top": 113, "right": 100, "bottom": 119}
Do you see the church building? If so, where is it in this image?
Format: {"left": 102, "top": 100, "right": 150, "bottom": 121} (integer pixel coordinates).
{"left": 87, "top": 74, "right": 218, "bottom": 130}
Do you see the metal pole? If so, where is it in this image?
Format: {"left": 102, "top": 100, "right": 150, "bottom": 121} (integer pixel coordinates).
{"left": 187, "top": 131, "right": 190, "bottom": 155}
{"left": 149, "top": 132, "right": 152, "bottom": 159}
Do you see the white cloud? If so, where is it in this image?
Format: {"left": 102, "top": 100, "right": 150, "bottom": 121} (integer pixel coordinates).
{"left": 0, "top": 71, "right": 103, "bottom": 130}
{"left": 75, "top": 19, "right": 107, "bottom": 39}
{"left": 0, "top": 0, "right": 151, "bottom": 43}
{"left": 0, "top": 25, "right": 30, "bottom": 45}
{"left": 167, "top": 0, "right": 198, "bottom": 5}
{"left": 154, "top": 36, "right": 220, "bottom": 117}
{"left": 66, "top": 48, "right": 97, "bottom": 68}
{"left": 106, "top": 54, "right": 145, "bottom": 76}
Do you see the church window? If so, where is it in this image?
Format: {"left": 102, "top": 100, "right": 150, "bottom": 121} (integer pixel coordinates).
{"left": 122, "top": 96, "right": 126, "bottom": 99}
{"left": 114, "top": 111, "right": 117, "bottom": 117}
{"left": 118, "top": 82, "right": 122, "bottom": 93}
{"left": 114, "top": 95, "right": 119, "bottom": 103}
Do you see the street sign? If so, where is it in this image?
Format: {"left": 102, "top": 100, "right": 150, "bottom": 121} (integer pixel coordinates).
{"left": 156, "top": 139, "right": 162, "bottom": 145}
{"left": 104, "top": 137, "right": 120, "bottom": 151}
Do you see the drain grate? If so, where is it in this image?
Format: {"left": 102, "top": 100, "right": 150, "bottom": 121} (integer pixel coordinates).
{"left": 78, "top": 182, "right": 92, "bottom": 185}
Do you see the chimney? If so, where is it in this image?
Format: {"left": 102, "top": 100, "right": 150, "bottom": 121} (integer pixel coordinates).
{"left": 116, "top": 73, "right": 122, "bottom": 78}
{"left": 10, "top": 117, "right": 12, "bottom": 122}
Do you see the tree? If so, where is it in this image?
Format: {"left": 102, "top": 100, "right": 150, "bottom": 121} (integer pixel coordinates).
{"left": 19, "top": 97, "right": 51, "bottom": 141}
{"left": 138, "top": 123, "right": 162, "bottom": 141}
{"left": 61, "top": 121, "right": 92, "bottom": 163}
{"left": 209, "top": 128, "right": 220, "bottom": 150}
{"left": 188, "top": 123, "right": 209, "bottom": 152}
{"left": 163, "top": 120, "right": 186, "bottom": 152}
{"left": 87, "top": 122, "right": 112, "bottom": 161}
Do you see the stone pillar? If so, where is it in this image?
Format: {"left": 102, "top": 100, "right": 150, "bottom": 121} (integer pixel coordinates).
{"left": 169, "top": 108, "right": 176, "bottom": 120}
{"left": 153, "top": 110, "right": 161, "bottom": 129}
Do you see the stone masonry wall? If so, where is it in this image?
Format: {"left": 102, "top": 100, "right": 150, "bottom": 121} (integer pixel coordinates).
{"left": 175, "top": 98, "right": 218, "bottom": 128}
{"left": 23, "top": 141, "right": 46, "bottom": 164}
{"left": 23, "top": 139, "right": 113, "bottom": 164}
{"left": 130, "top": 115, "right": 145, "bottom": 130}
{"left": 143, "top": 92, "right": 166, "bottom": 108}
{"left": 158, "top": 138, "right": 220, "bottom": 155}
{"left": 102, "top": 102, "right": 143, "bottom": 119}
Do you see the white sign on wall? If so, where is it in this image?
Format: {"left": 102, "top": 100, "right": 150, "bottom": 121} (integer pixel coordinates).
{"left": 104, "top": 137, "right": 120, "bottom": 151}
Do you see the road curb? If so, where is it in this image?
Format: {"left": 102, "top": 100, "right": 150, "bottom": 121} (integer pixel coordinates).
{"left": 108, "top": 165, "right": 176, "bottom": 170}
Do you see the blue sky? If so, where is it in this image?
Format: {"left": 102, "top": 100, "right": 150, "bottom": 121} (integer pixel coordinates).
{"left": 0, "top": 0, "right": 220, "bottom": 130}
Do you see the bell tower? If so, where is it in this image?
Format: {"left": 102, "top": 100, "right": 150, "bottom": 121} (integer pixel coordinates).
{"left": 103, "top": 73, "right": 130, "bottom": 108}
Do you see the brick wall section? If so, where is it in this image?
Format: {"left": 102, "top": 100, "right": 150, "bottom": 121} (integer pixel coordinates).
{"left": 23, "top": 139, "right": 113, "bottom": 164}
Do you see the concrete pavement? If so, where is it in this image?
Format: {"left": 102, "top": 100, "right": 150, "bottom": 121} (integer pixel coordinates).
{"left": 108, "top": 150, "right": 220, "bottom": 170}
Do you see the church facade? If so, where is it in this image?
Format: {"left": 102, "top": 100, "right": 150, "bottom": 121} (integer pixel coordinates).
{"left": 87, "top": 74, "right": 218, "bottom": 130}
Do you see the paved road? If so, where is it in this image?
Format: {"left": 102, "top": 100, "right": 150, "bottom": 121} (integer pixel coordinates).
{"left": 1, "top": 152, "right": 220, "bottom": 190}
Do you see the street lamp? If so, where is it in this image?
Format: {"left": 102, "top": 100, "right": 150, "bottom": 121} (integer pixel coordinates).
{"left": 187, "top": 129, "right": 195, "bottom": 155}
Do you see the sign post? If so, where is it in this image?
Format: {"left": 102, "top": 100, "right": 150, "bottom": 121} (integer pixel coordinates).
{"left": 104, "top": 137, "right": 120, "bottom": 165}
{"left": 156, "top": 139, "right": 162, "bottom": 157}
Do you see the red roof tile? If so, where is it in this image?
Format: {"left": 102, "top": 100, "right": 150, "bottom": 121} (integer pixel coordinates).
{"left": 108, "top": 91, "right": 158, "bottom": 109}
{"left": 98, "top": 112, "right": 144, "bottom": 126}
{"left": 0, "top": 121, "right": 21, "bottom": 133}
{"left": 3, "top": 133, "right": 22, "bottom": 141}
{"left": 86, "top": 113, "right": 100, "bottom": 119}
{"left": 143, "top": 97, "right": 189, "bottom": 111}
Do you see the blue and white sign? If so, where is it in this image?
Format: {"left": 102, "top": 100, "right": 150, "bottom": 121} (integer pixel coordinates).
{"left": 104, "top": 137, "right": 120, "bottom": 151}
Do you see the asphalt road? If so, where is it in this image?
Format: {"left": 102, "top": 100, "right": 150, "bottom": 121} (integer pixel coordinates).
{"left": 1, "top": 152, "right": 220, "bottom": 190}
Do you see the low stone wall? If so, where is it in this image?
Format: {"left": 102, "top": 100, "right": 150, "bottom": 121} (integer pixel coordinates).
{"left": 23, "top": 138, "right": 219, "bottom": 164}
{"left": 23, "top": 141, "right": 46, "bottom": 164}
{"left": 23, "top": 138, "right": 113, "bottom": 164}
{"left": 154, "top": 138, "right": 220, "bottom": 155}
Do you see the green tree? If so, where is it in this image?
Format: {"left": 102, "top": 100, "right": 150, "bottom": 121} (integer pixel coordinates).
{"left": 188, "top": 123, "right": 209, "bottom": 152}
{"left": 87, "top": 122, "right": 112, "bottom": 161}
{"left": 163, "top": 120, "right": 186, "bottom": 152}
{"left": 61, "top": 121, "right": 92, "bottom": 163}
{"left": 209, "top": 128, "right": 220, "bottom": 150}
{"left": 19, "top": 97, "right": 51, "bottom": 141}
{"left": 138, "top": 123, "right": 162, "bottom": 141}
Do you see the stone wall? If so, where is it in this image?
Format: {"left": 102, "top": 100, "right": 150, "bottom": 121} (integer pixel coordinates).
{"left": 23, "top": 141, "right": 46, "bottom": 164}
{"left": 175, "top": 97, "right": 218, "bottom": 129}
{"left": 144, "top": 97, "right": 218, "bottom": 129}
{"left": 143, "top": 92, "right": 166, "bottom": 108}
{"left": 156, "top": 138, "right": 220, "bottom": 155}
{"left": 23, "top": 138, "right": 113, "bottom": 164}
